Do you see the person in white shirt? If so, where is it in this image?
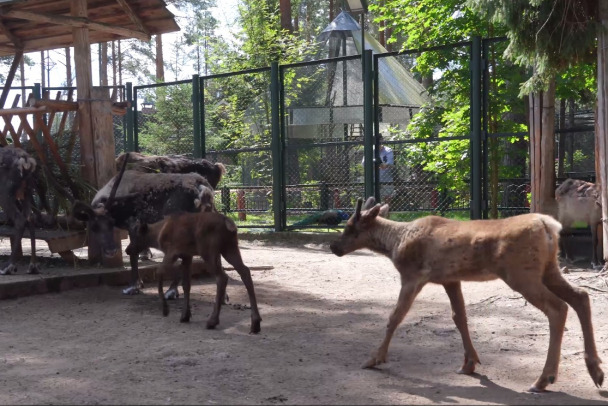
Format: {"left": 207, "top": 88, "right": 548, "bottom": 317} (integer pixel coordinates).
{"left": 361, "top": 134, "right": 395, "bottom": 204}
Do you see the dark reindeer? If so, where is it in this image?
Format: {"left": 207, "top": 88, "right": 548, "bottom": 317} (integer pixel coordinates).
{"left": 72, "top": 153, "right": 219, "bottom": 296}
{"left": 330, "top": 197, "right": 603, "bottom": 393}
{"left": 0, "top": 146, "right": 39, "bottom": 275}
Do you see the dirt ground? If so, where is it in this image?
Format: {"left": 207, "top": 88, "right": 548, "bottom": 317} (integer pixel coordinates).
{"left": 1, "top": 235, "right": 608, "bottom": 405}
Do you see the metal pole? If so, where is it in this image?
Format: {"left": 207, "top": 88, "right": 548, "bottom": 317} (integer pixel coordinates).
{"left": 470, "top": 36, "right": 482, "bottom": 220}
{"left": 192, "top": 74, "right": 202, "bottom": 158}
{"left": 482, "top": 39, "right": 489, "bottom": 219}
{"left": 271, "top": 62, "right": 284, "bottom": 231}
{"left": 200, "top": 77, "right": 206, "bottom": 158}
{"left": 125, "top": 82, "right": 134, "bottom": 151}
{"left": 363, "top": 49, "right": 374, "bottom": 200}
{"left": 133, "top": 86, "right": 139, "bottom": 152}
{"left": 372, "top": 53, "right": 381, "bottom": 202}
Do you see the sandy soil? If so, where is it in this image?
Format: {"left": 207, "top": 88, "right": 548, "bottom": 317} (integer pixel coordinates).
{"left": 1, "top": 236, "right": 608, "bottom": 405}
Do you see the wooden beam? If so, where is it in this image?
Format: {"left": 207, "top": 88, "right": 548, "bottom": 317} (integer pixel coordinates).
{"left": 0, "top": 18, "right": 22, "bottom": 48}
{"left": 0, "top": 48, "right": 22, "bottom": 108}
{"left": 3, "top": 9, "right": 151, "bottom": 41}
{"left": 115, "top": 0, "right": 149, "bottom": 35}
{"left": 34, "top": 99, "right": 78, "bottom": 111}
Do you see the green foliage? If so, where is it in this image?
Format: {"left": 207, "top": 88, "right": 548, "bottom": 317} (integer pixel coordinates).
{"left": 138, "top": 84, "right": 195, "bottom": 155}
{"left": 468, "top": 0, "right": 598, "bottom": 94}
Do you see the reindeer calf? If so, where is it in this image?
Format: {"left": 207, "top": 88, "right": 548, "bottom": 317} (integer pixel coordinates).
{"left": 129, "top": 211, "right": 262, "bottom": 334}
{"left": 330, "top": 197, "right": 604, "bottom": 393}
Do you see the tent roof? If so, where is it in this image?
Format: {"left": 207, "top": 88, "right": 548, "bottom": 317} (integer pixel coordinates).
{"left": 0, "top": 0, "right": 179, "bottom": 57}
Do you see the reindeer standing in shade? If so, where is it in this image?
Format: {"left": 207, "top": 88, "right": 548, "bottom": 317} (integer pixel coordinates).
{"left": 0, "top": 146, "right": 39, "bottom": 275}
{"left": 555, "top": 178, "right": 603, "bottom": 269}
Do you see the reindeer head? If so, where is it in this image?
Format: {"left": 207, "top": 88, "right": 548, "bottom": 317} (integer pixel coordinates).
{"left": 125, "top": 219, "right": 151, "bottom": 256}
{"left": 72, "top": 153, "right": 130, "bottom": 258}
{"left": 329, "top": 197, "right": 389, "bottom": 257}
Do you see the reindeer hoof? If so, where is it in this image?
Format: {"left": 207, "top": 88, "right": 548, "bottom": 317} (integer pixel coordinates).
{"left": 206, "top": 318, "right": 219, "bottom": 330}
{"left": 362, "top": 353, "right": 386, "bottom": 369}
{"left": 250, "top": 320, "right": 261, "bottom": 334}
{"left": 165, "top": 288, "right": 179, "bottom": 300}
{"left": 528, "top": 385, "right": 546, "bottom": 393}
{"left": 162, "top": 303, "right": 169, "bottom": 317}
{"left": 585, "top": 358, "right": 604, "bottom": 388}
{"left": 0, "top": 264, "right": 16, "bottom": 275}
{"left": 27, "top": 264, "right": 40, "bottom": 274}
{"left": 457, "top": 359, "right": 478, "bottom": 374}
{"left": 122, "top": 286, "right": 141, "bottom": 295}
{"left": 180, "top": 308, "right": 191, "bottom": 323}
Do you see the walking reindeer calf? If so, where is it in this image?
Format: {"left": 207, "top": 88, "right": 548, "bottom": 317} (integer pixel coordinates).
{"left": 127, "top": 211, "right": 262, "bottom": 334}
{"left": 0, "top": 146, "right": 39, "bottom": 275}
{"left": 330, "top": 197, "right": 604, "bottom": 393}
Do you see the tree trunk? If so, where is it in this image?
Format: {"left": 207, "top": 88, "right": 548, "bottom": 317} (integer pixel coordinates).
{"left": 100, "top": 42, "right": 108, "bottom": 87}
{"left": 40, "top": 51, "right": 45, "bottom": 88}
{"left": 558, "top": 98, "right": 566, "bottom": 177}
{"left": 65, "top": 47, "right": 72, "bottom": 87}
{"left": 529, "top": 77, "right": 556, "bottom": 216}
{"left": 597, "top": 0, "right": 608, "bottom": 266}
{"left": 156, "top": 34, "right": 165, "bottom": 82}
{"left": 279, "top": 0, "right": 293, "bottom": 32}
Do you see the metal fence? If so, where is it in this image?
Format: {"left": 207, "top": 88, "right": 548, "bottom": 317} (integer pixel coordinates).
{"left": 2, "top": 36, "right": 598, "bottom": 231}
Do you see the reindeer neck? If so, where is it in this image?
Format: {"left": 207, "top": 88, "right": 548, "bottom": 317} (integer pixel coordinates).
{"left": 365, "top": 217, "right": 409, "bottom": 257}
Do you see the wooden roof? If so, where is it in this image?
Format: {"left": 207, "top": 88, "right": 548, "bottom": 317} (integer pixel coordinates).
{"left": 0, "top": 0, "right": 180, "bottom": 57}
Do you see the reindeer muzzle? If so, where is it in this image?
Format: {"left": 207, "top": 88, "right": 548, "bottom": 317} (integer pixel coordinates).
{"left": 329, "top": 241, "right": 344, "bottom": 257}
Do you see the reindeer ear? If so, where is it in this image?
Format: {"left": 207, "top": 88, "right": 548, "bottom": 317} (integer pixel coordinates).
{"left": 362, "top": 196, "right": 376, "bottom": 210}
{"left": 354, "top": 198, "right": 363, "bottom": 221}
{"left": 72, "top": 201, "right": 95, "bottom": 222}
{"left": 379, "top": 204, "right": 389, "bottom": 218}
{"left": 361, "top": 204, "right": 381, "bottom": 222}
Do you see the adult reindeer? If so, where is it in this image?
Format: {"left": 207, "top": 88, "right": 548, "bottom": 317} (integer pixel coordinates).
{"left": 72, "top": 153, "right": 218, "bottom": 295}
{"left": 330, "top": 197, "right": 604, "bottom": 392}
{"left": 0, "top": 146, "right": 39, "bottom": 275}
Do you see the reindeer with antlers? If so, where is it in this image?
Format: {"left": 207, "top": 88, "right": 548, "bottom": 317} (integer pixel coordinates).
{"left": 71, "top": 153, "right": 221, "bottom": 296}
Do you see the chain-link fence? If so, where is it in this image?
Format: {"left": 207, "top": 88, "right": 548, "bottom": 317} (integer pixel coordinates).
{"left": 374, "top": 43, "right": 473, "bottom": 222}
{"left": 281, "top": 56, "right": 365, "bottom": 228}
{"left": 202, "top": 68, "right": 274, "bottom": 229}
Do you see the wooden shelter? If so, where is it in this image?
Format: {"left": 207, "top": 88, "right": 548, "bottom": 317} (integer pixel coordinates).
{"left": 0, "top": 0, "right": 179, "bottom": 265}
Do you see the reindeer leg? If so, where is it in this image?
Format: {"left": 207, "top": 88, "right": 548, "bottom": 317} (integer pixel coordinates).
{"left": 363, "top": 279, "right": 423, "bottom": 369}
{"left": 26, "top": 212, "right": 39, "bottom": 274}
{"left": 206, "top": 255, "right": 228, "bottom": 330}
{"left": 503, "top": 277, "right": 568, "bottom": 392}
{"left": 223, "top": 246, "right": 262, "bottom": 334}
{"left": 179, "top": 256, "right": 192, "bottom": 323}
{"left": 1, "top": 207, "right": 25, "bottom": 275}
{"left": 122, "top": 251, "right": 144, "bottom": 295}
{"left": 443, "top": 282, "right": 480, "bottom": 374}
{"left": 158, "top": 256, "right": 173, "bottom": 317}
{"left": 543, "top": 263, "right": 604, "bottom": 388}
{"left": 591, "top": 223, "right": 602, "bottom": 270}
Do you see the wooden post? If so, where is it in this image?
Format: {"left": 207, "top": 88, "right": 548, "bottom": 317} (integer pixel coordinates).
{"left": 71, "top": 0, "right": 95, "bottom": 186}
{"left": 528, "top": 77, "right": 556, "bottom": 216}
{"left": 72, "top": 0, "right": 121, "bottom": 267}
{"left": 597, "top": 0, "right": 608, "bottom": 266}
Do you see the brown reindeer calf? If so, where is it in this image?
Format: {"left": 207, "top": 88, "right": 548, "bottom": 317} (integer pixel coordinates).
{"left": 330, "top": 197, "right": 604, "bottom": 393}
{"left": 128, "top": 211, "right": 262, "bottom": 334}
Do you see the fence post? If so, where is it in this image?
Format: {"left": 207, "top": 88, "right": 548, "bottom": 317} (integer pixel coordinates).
{"left": 271, "top": 62, "right": 284, "bottom": 231}
{"left": 482, "top": 39, "right": 489, "bottom": 219}
{"left": 363, "top": 49, "right": 374, "bottom": 200}
{"left": 201, "top": 77, "right": 206, "bottom": 159}
{"left": 125, "top": 82, "right": 134, "bottom": 152}
{"left": 192, "top": 74, "right": 202, "bottom": 158}
{"left": 133, "top": 86, "right": 139, "bottom": 152}
{"left": 470, "top": 36, "right": 483, "bottom": 220}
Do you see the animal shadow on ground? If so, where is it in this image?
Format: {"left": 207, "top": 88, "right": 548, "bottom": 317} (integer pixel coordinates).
{"left": 375, "top": 370, "right": 608, "bottom": 405}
